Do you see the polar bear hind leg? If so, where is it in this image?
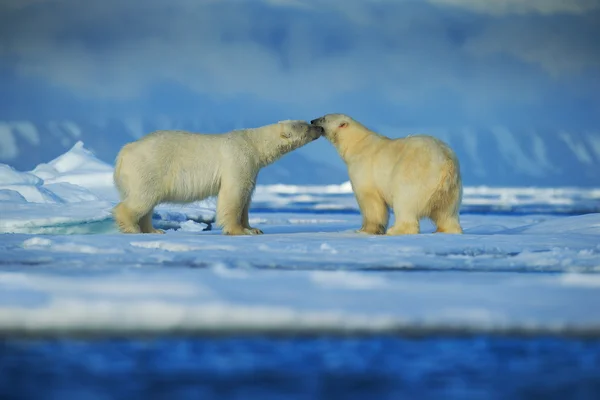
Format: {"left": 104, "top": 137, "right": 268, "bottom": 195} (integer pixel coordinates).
{"left": 428, "top": 162, "right": 463, "bottom": 234}
{"left": 430, "top": 193, "right": 462, "bottom": 234}
{"left": 113, "top": 199, "right": 154, "bottom": 234}
{"left": 432, "top": 213, "right": 462, "bottom": 234}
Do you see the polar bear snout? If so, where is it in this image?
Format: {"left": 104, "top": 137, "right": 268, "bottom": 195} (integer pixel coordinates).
{"left": 295, "top": 121, "right": 323, "bottom": 141}
{"left": 310, "top": 115, "right": 339, "bottom": 140}
{"left": 309, "top": 125, "right": 324, "bottom": 140}
{"left": 280, "top": 121, "right": 323, "bottom": 148}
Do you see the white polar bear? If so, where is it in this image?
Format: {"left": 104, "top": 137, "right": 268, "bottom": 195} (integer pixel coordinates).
{"left": 113, "top": 120, "right": 323, "bottom": 235}
{"left": 311, "top": 114, "right": 463, "bottom": 235}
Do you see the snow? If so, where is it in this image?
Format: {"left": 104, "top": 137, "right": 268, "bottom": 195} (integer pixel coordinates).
{"left": 491, "top": 126, "right": 542, "bottom": 177}
{"left": 0, "top": 142, "right": 599, "bottom": 337}
{"left": 0, "top": 121, "right": 41, "bottom": 160}
{"left": 11, "top": 121, "right": 40, "bottom": 145}
{"left": 61, "top": 121, "right": 82, "bottom": 138}
{"left": 461, "top": 127, "right": 486, "bottom": 177}
{"left": 531, "top": 130, "right": 558, "bottom": 173}
{"left": 30, "top": 140, "right": 115, "bottom": 190}
{"left": 0, "top": 164, "right": 43, "bottom": 185}
{"left": 0, "top": 189, "right": 26, "bottom": 203}
{"left": 0, "top": 122, "right": 18, "bottom": 159}
{"left": 586, "top": 131, "right": 600, "bottom": 159}
{"left": 47, "top": 121, "right": 74, "bottom": 148}
{"left": 123, "top": 117, "right": 145, "bottom": 139}
{"left": 559, "top": 130, "right": 594, "bottom": 165}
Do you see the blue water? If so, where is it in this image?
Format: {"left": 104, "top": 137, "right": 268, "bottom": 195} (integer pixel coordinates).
{"left": 1, "top": 336, "right": 599, "bottom": 399}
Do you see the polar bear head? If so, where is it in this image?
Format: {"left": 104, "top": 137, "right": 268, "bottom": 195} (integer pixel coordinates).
{"left": 250, "top": 120, "right": 324, "bottom": 166}
{"left": 276, "top": 120, "right": 324, "bottom": 148}
{"left": 310, "top": 114, "right": 379, "bottom": 160}
{"left": 309, "top": 114, "right": 358, "bottom": 145}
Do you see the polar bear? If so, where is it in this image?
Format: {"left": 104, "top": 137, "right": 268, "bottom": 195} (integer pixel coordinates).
{"left": 113, "top": 120, "right": 323, "bottom": 235}
{"left": 311, "top": 114, "right": 462, "bottom": 235}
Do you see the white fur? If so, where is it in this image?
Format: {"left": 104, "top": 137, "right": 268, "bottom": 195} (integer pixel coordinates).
{"left": 312, "top": 114, "right": 463, "bottom": 235}
{"left": 113, "top": 121, "right": 322, "bottom": 235}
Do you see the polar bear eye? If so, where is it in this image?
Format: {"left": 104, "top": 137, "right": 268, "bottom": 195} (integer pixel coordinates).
{"left": 339, "top": 122, "right": 348, "bottom": 128}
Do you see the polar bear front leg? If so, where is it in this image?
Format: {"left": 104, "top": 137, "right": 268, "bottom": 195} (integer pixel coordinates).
{"left": 241, "top": 199, "right": 263, "bottom": 235}
{"left": 139, "top": 210, "right": 165, "bottom": 234}
{"left": 217, "top": 178, "right": 260, "bottom": 236}
{"left": 355, "top": 190, "right": 389, "bottom": 235}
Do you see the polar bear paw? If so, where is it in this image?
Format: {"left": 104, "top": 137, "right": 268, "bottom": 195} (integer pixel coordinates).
{"left": 386, "top": 222, "right": 419, "bottom": 235}
{"left": 223, "top": 227, "right": 264, "bottom": 235}
{"left": 356, "top": 224, "right": 386, "bottom": 235}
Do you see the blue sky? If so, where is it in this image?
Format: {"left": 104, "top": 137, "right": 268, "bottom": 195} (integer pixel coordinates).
{"left": 1, "top": 0, "right": 599, "bottom": 169}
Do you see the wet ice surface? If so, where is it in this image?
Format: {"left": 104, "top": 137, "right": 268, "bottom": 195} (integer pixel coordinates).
{"left": 1, "top": 336, "right": 599, "bottom": 400}
{"left": 0, "top": 211, "right": 599, "bottom": 337}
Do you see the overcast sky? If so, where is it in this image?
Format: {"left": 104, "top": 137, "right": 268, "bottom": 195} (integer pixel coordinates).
{"left": 1, "top": 0, "right": 599, "bottom": 131}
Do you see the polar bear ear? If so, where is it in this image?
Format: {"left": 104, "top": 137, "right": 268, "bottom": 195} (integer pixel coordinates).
{"left": 339, "top": 122, "right": 348, "bottom": 129}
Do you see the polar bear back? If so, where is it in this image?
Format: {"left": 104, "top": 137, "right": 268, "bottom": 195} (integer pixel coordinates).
{"left": 358, "top": 135, "right": 457, "bottom": 196}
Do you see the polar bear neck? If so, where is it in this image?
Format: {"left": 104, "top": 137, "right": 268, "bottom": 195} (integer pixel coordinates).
{"left": 241, "top": 127, "right": 292, "bottom": 167}
{"left": 334, "top": 125, "right": 390, "bottom": 162}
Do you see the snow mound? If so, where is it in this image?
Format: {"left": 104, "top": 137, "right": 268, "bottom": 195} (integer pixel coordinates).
{"left": 0, "top": 189, "right": 27, "bottom": 203}
{"left": 0, "top": 143, "right": 108, "bottom": 204}
{"left": 31, "top": 141, "right": 114, "bottom": 190}
{"left": 33, "top": 141, "right": 112, "bottom": 176}
{"left": 0, "top": 164, "right": 61, "bottom": 203}
{"left": 0, "top": 164, "right": 43, "bottom": 185}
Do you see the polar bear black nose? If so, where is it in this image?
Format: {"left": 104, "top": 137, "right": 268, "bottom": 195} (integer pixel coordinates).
{"left": 310, "top": 118, "right": 321, "bottom": 125}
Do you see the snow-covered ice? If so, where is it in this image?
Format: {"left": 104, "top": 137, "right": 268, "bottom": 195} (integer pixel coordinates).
{"left": 0, "top": 142, "right": 599, "bottom": 337}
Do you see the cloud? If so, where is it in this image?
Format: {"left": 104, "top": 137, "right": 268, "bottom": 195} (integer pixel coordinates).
{"left": 464, "top": 13, "right": 600, "bottom": 76}
{"left": 429, "top": 0, "right": 600, "bottom": 15}
{"left": 1, "top": 0, "right": 467, "bottom": 103}
{"left": 0, "top": 0, "right": 598, "bottom": 125}
{"left": 0, "top": 0, "right": 52, "bottom": 10}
